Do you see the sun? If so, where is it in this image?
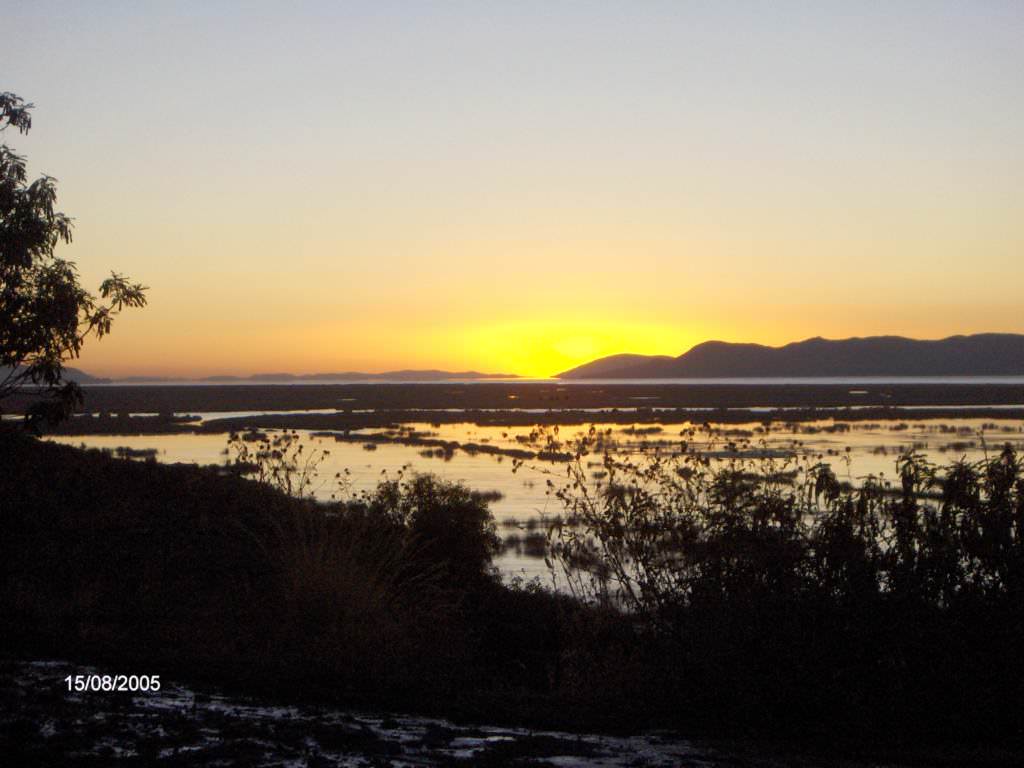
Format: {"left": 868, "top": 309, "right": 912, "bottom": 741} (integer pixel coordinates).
{"left": 460, "top": 320, "right": 697, "bottom": 378}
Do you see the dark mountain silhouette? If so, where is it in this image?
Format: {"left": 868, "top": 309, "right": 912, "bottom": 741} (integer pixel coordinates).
{"left": 7, "top": 366, "right": 112, "bottom": 385}
{"left": 553, "top": 354, "right": 675, "bottom": 379}
{"left": 89, "top": 370, "right": 519, "bottom": 384}
{"left": 199, "top": 370, "right": 519, "bottom": 383}
{"left": 557, "top": 334, "right": 1024, "bottom": 379}
{"left": 66, "top": 367, "right": 113, "bottom": 384}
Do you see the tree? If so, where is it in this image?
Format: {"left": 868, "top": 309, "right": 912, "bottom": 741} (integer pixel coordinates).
{"left": 1, "top": 92, "right": 146, "bottom": 426}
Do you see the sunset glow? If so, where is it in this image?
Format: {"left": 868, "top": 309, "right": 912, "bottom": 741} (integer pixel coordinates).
{"left": 6, "top": 1, "right": 1023, "bottom": 378}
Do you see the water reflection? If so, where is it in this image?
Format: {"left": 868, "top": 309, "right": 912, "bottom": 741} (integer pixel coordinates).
{"left": 49, "top": 416, "right": 1024, "bottom": 582}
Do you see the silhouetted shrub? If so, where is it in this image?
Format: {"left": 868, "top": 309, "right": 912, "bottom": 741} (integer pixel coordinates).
{"left": 543, "top": 425, "right": 1024, "bottom": 742}
{"left": 0, "top": 429, "right": 493, "bottom": 705}
{"left": 352, "top": 473, "right": 501, "bottom": 589}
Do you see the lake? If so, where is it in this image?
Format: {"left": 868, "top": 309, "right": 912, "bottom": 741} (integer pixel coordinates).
{"left": 49, "top": 412, "right": 1024, "bottom": 583}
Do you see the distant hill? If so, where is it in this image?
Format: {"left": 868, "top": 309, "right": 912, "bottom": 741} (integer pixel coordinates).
{"left": 6, "top": 366, "right": 112, "bottom": 385}
{"left": 13, "top": 368, "right": 518, "bottom": 385}
{"left": 64, "top": 367, "right": 113, "bottom": 384}
{"left": 195, "top": 370, "right": 519, "bottom": 383}
{"left": 101, "top": 370, "right": 519, "bottom": 383}
{"left": 557, "top": 334, "right": 1024, "bottom": 379}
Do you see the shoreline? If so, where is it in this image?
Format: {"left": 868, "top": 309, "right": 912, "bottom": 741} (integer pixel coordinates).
{"left": 7, "top": 382, "right": 1023, "bottom": 436}
{"left": 4, "top": 381, "right": 1024, "bottom": 415}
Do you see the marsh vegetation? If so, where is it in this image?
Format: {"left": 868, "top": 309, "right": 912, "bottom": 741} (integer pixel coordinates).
{"left": 4, "top": 414, "right": 1024, "bottom": 759}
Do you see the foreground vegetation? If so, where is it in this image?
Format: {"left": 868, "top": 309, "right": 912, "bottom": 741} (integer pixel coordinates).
{"left": 2, "top": 424, "right": 1023, "bottom": 760}
{"left": 543, "top": 428, "right": 1024, "bottom": 746}
{"left": 1, "top": 427, "right": 579, "bottom": 728}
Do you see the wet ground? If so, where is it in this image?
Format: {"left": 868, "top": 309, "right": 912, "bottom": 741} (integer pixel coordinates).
{"left": 0, "top": 660, "right": 780, "bottom": 767}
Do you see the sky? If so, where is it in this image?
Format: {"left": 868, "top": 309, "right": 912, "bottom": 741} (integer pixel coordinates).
{"left": 5, "top": 1, "right": 1023, "bottom": 378}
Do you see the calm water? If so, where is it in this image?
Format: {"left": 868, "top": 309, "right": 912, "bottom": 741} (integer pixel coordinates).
{"left": 50, "top": 414, "right": 1024, "bottom": 582}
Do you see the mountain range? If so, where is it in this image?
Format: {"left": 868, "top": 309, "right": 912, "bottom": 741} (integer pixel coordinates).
{"left": 26, "top": 335, "right": 1024, "bottom": 383}
{"left": 557, "top": 334, "right": 1024, "bottom": 379}
{"left": 57, "top": 367, "right": 113, "bottom": 384}
{"left": 63, "top": 369, "right": 518, "bottom": 384}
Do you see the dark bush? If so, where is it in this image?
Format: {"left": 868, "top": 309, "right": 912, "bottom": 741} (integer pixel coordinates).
{"left": 545, "top": 426, "right": 1024, "bottom": 743}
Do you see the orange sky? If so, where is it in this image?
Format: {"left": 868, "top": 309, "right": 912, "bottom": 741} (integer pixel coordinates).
{"left": 6, "top": 3, "right": 1023, "bottom": 378}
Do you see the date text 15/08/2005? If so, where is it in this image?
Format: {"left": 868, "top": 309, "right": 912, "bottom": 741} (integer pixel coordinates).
{"left": 65, "top": 674, "right": 161, "bottom": 692}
